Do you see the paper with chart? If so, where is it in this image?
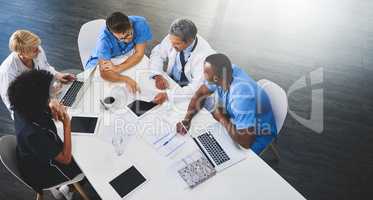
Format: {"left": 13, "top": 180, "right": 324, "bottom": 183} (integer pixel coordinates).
{"left": 142, "top": 122, "right": 186, "bottom": 158}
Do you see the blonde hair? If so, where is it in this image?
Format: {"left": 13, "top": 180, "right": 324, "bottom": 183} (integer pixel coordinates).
{"left": 9, "top": 30, "right": 41, "bottom": 54}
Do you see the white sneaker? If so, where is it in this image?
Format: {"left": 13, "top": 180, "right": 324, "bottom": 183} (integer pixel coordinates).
{"left": 58, "top": 185, "right": 74, "bottom": 200}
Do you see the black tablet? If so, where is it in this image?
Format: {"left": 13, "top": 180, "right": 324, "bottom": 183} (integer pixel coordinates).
{"left": 110, "top": 166, "right": 147, "bottom": 198}
{"left": 70, "top": 116, "right": 99, "bottom": 135}
{"left": 127, "top": 100, "right": 157, "bottom": 117}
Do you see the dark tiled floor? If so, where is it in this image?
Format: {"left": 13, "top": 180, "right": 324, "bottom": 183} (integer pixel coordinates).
{"left": 0, "top": 0, "right": 373, "bottom": 199}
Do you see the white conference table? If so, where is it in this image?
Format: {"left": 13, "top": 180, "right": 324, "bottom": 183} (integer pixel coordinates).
{"left": 56, "top": 56, "right": 306, "bottom": 200}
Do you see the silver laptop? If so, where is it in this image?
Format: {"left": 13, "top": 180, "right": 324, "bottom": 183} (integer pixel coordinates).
{"left": 56, "top": 67, "right": 95, "bottom": 108}
{"left": 192, "top": 123, "right": 249, "bottom": 172}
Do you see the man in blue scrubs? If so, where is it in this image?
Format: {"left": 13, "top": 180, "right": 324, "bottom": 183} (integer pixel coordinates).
{"left": 85, "top": 12, "right": 152, "bottom": 93}
{"left": 176, "top": 53, "right": 277, "bottom": 154}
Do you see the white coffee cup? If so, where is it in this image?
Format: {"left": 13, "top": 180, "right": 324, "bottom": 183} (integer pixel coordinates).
{"left": 102, "top": 96, "right": 116, "bottom": 109}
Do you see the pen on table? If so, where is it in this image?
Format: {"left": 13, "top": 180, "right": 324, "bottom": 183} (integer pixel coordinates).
{"left": 99, "top": 99, "right": 109, "bottom": 110}
{"left": 162, "top": 133, "right": 177, "bottom": 146}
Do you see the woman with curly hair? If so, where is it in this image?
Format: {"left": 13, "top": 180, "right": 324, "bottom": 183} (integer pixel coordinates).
{"left": 8, "top": 70, "right": 87, "bottom": 200}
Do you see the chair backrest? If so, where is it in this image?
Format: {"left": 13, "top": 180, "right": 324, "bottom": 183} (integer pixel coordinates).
{"left": 0, "top": 135, "right": 83, "bottom": 192}
{"left": 77, "top": 19, "right": 106, "bottom": 68}
{"left": 0, "top": 135, "right": 32, "bottom": 190}
{"left": 257, "top": 79, "right": 288, "bottom": 135}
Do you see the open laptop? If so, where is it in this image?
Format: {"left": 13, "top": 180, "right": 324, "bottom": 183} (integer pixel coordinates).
{"left": 191, "top": 123, "right": 249, "bottom": 172}
{"left": 56, "top": 67, "right": 95, "bottom": 108}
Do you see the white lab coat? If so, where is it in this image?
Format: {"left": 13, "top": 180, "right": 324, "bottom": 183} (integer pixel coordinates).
{"left": 0, "top": 46, "right": 57, "bottom": 117}
{"left": 149, "top": 34, "right": 215, "bottom": 98}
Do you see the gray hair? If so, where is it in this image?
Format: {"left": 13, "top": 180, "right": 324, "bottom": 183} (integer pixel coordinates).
{"left": 169, "top": 19, "right": 197, "bottom": 42}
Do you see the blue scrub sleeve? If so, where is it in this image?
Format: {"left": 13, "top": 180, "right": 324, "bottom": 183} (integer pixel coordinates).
{"left": 96, "top": 39, "right": 112, "bottom": 60}
{"left": 133, "top": 20, "right": 153, "bottom": 44}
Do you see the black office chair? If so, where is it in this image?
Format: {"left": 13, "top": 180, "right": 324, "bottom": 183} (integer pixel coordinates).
{"left": 0, "top": 135, "right": 90, "bottom": 200}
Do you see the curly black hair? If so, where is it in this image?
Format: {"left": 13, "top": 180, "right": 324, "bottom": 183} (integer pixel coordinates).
{"left": 7, "top": 70, "right": 53, "bottom": 121}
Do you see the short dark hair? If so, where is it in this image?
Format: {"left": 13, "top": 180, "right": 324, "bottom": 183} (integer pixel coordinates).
{"left": 8, "top": 70, "right": 53, "bottom": 121}
{"left": 106, "top": 12, "right": 131, "bottom": 33}
{"left": 205, "top": 53, "right": 232, "bottom": 79}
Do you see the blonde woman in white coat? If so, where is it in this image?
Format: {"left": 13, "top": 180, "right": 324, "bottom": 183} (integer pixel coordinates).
{"left": 0, "top": 30, "right": 75, "bottom": 118}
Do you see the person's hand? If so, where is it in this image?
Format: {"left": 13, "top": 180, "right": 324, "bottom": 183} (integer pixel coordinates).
{"left": 154, "top": 75, "right": 169, "bottom": 90}
{"left": 49, "top": 99, "right": 65, "bottom": 121}
{"left": 58, "top": 73, "right": 76, "bottom": 84}
{"left": 124, "top": 77, "right": 141, "bottom": 94}
{"left": 153, "top": 92, "right": 168, "bottom": 105}
{"left": 50, "top": 80, "right": 63, "bottom": 97}
{"left": 100, "top": 60, "right": 121, "bottom": 74}
{"left": 176, "top": 119, "right": 191, "bottom": 135}
{"left": 100, "top": 60, "right": 114, "bottom": 70}
{"left": 61, "top": 107, "right": 71, "bottom": 128}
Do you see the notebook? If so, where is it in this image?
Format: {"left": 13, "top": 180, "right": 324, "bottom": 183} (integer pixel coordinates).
{"left": 177, "top": 153, "right": 216, "bottom": 188}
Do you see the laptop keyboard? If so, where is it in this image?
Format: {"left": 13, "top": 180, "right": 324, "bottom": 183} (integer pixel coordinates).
{"left": 60, "top": 80, "right": 84, "bottom": 107}
{"left": 197, "top": 131, "right": 230, "bottom": 166}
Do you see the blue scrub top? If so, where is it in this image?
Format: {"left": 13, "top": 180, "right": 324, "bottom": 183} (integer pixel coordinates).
{"left": 204, "top": 65, "right": 277, "bottom": 154}
{"left": 85, "top": 16, "right": 152, "bottom": 70}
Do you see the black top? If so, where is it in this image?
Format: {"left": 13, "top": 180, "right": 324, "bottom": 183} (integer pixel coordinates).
{"left": 13, "top": 110, "right": 81, "bottom": 192}
{"left": 15, "top": 111, "right": 62, "bottom": 166}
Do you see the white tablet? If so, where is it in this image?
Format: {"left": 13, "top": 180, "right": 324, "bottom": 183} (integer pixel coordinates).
{"left": 70, "top": 115, "right": 100, "bottom": 136}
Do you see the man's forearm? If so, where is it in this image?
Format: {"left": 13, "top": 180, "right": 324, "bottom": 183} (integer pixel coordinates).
{"left": 101, "top": 70, "right": 131, "bottom": 83}
{"left": 184, "top": 85, "right": 212, "bottom": 121}
{"left": 223, "top": 119, "right": 253, "bottom": 149}
{"left": 184, "top": 95, "right": 202, "bottom": 121}
{"left": 117, "top": 52, "right": 144, "bottom": 72}
{"left": 213, "top": 109, "right": 255, "bottom": 149}
{"left": 214, "top": 110, "right": 236, "bottom": 138}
